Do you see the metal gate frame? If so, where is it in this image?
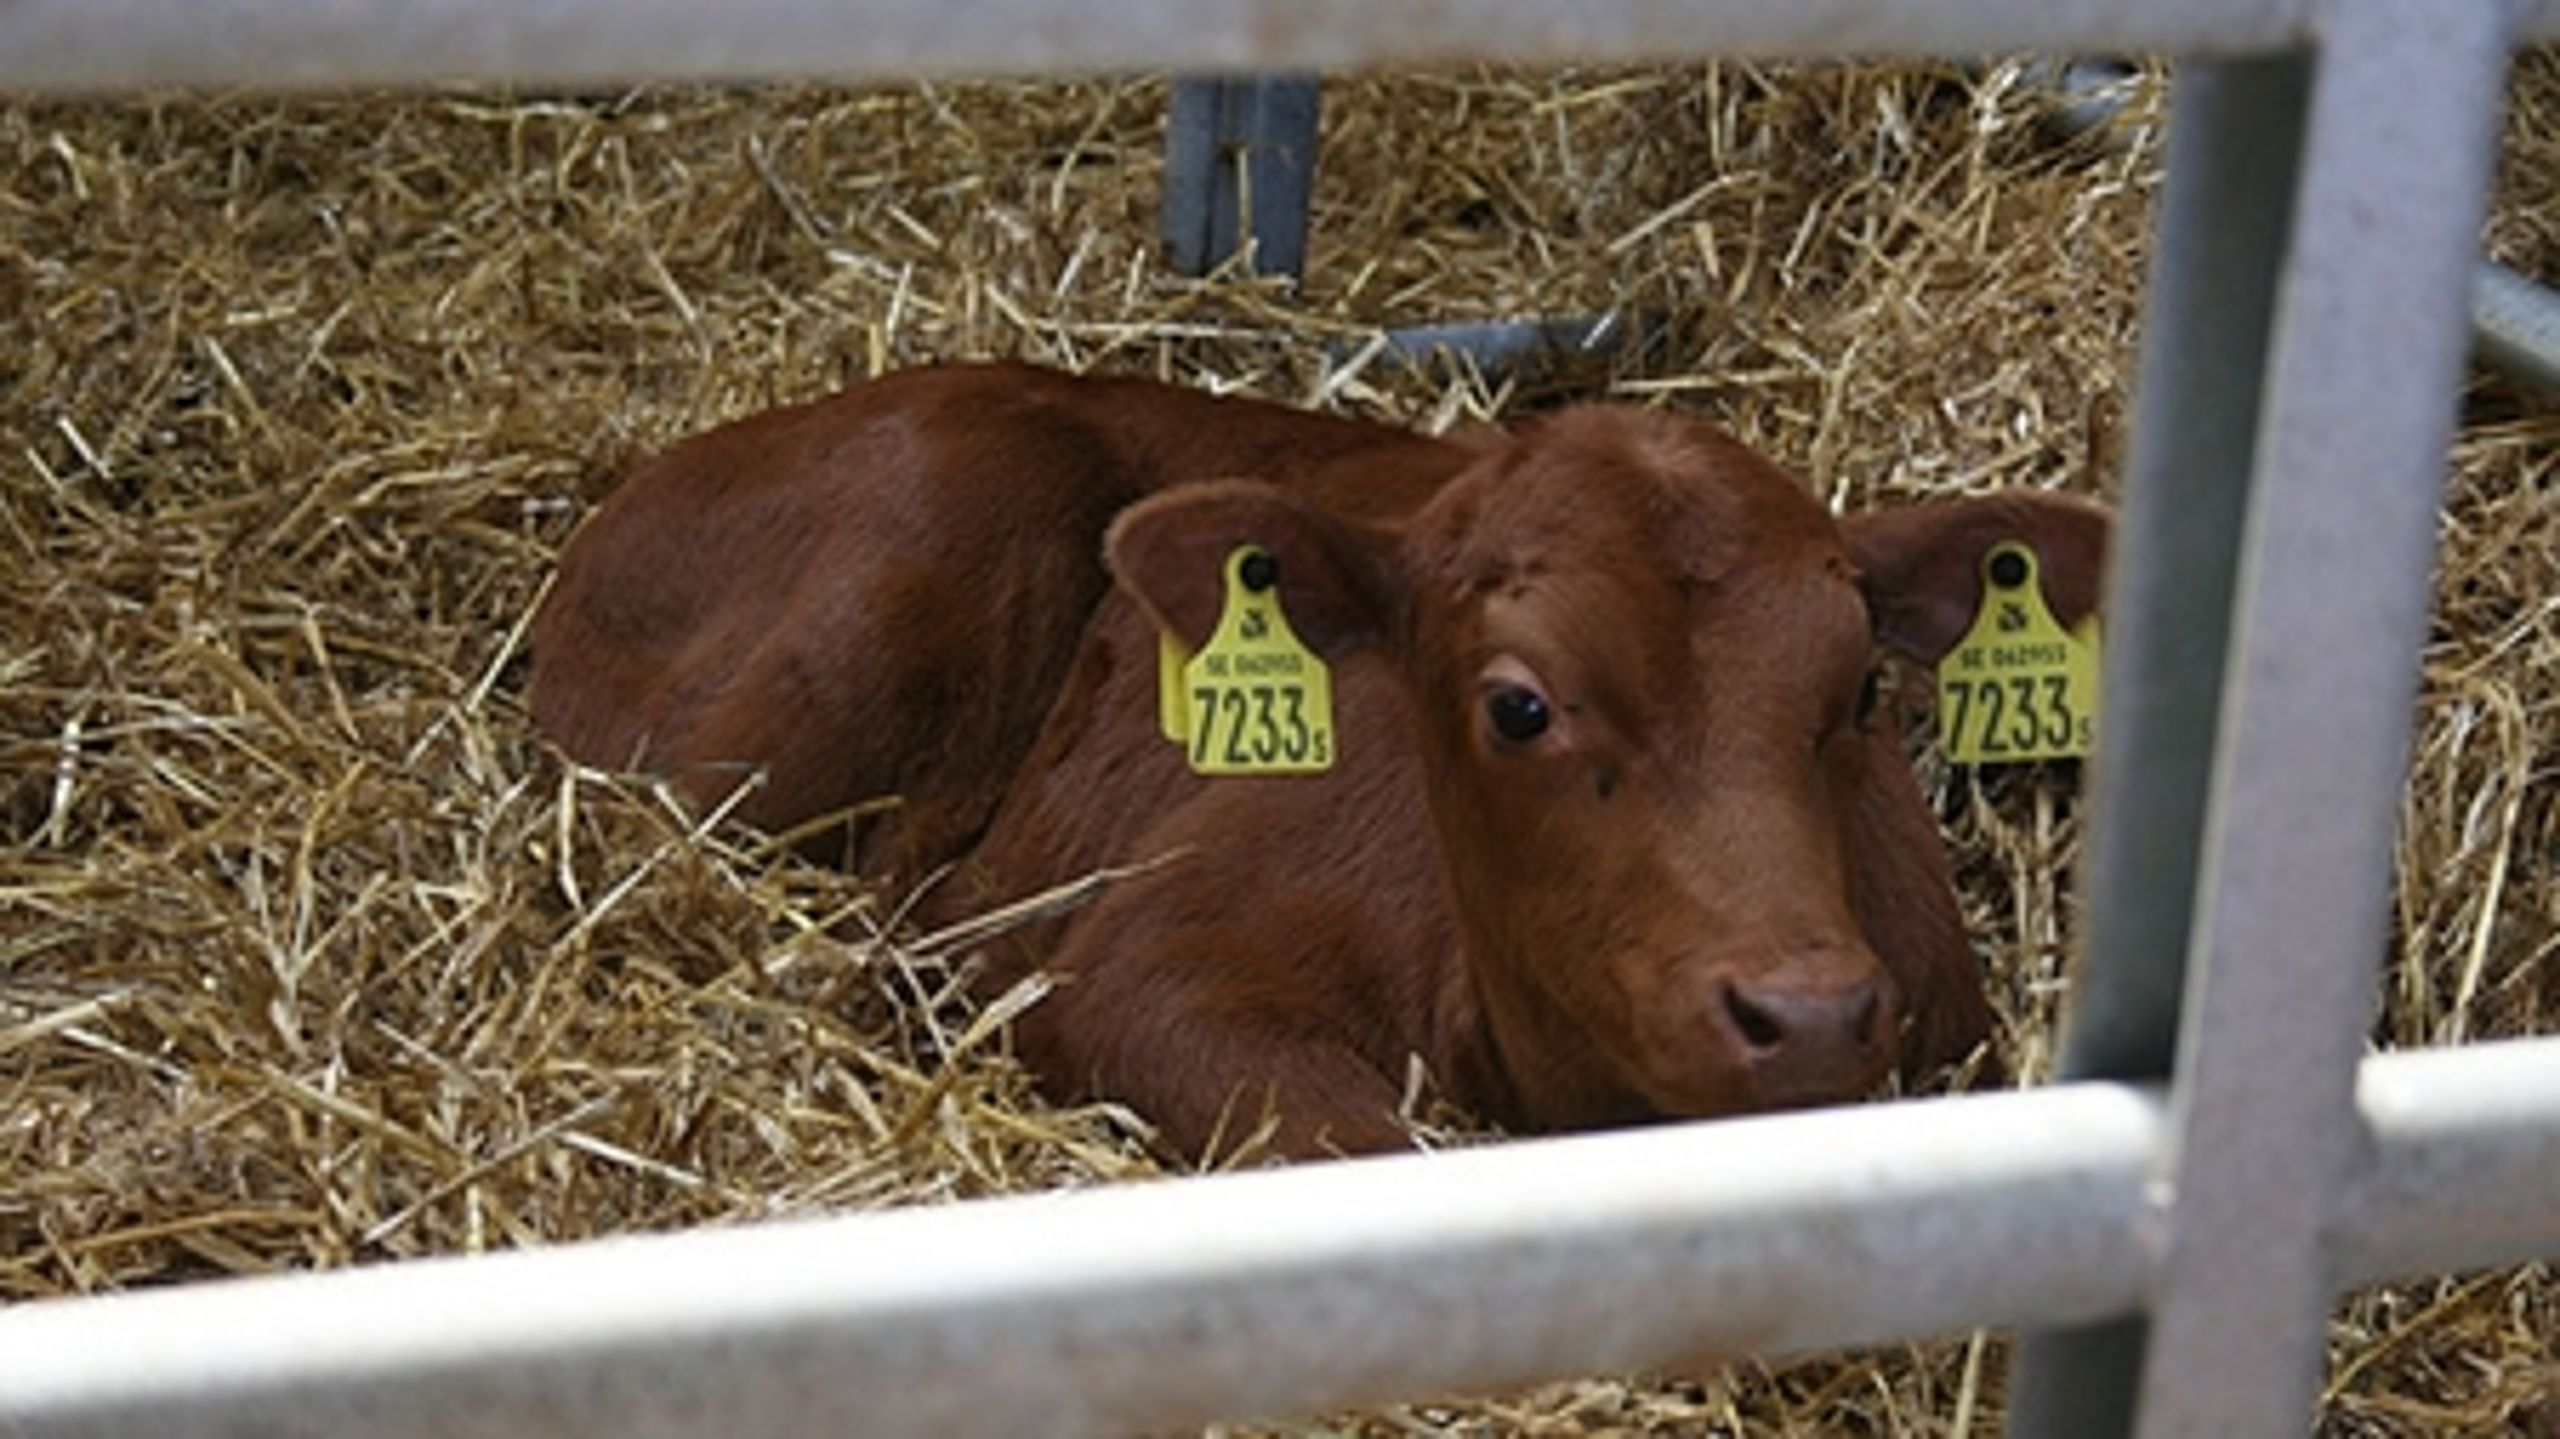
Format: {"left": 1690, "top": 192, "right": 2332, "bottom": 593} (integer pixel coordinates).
{"left": 4, "top": 3, "right": 2557, "bottom": 1436}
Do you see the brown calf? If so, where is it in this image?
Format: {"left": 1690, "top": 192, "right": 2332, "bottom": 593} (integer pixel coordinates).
{"left": 532, "top": 362, "right": 2108, "bottom": 1160}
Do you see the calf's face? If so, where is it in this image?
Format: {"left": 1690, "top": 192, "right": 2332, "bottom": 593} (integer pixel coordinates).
{"left": 1110, "top": 406, "right": 2107, "bottom": 1130}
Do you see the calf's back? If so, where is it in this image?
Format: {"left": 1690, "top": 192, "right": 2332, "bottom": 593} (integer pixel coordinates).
{"left": 531, "top": 363, "right": 1442, "bottom": 875}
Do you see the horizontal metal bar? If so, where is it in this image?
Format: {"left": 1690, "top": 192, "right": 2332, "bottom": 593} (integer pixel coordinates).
{"left": 8, "top": 0, "right": 2549, "bottom": 97}
{"left": 0, "top": 0, "right": 2322, "bottom": 95}
{"left": 1344, "top": 312, "right": 1649, "bottom": 377}
{"left": 6, "top": 1040, "right": 2558, "bottom": 1439}
{"left": 0, "top": 1084, "right": 2167, "bottom": 1439}
{"left": 2337, "top": 1039, "right": 2560, "bottom": 1283}
{"left": 2471, "top": 260, "right": 2560, "bottom": 392}
{"left": 2014, "top": 55, "right": 2560, "bottom": 399}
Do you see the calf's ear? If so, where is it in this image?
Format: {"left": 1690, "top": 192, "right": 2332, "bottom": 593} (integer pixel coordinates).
{"left": 1841, "top": 491, "right": 2113, "bottom": 663}
{"left": 1106, "top": 479, "right": 1405, "bottom": 655}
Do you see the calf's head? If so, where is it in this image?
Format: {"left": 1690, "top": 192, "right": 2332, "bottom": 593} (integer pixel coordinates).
{"left": 1110, "top": 405, "right": 2107, "bottom": 1131}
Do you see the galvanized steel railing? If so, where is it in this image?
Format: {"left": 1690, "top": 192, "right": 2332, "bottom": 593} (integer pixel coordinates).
{"left": 4, "top": 3, "right": 2557, "bottom": 1436}
{"left": 5, "top": 1044, "right": 2557, "bottom": 1438}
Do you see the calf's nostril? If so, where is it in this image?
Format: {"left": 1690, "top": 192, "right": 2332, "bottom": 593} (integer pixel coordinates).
{"left": 1850, "top": 988, "right": 1883, "bottom": 1045}
{"left": 1724, "top": 984, "right": 1787, "bottom": 1052}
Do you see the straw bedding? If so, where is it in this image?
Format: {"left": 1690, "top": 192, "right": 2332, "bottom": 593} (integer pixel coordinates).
{"left": 3, "top": 55, "right": 2554, "bottom": 1435}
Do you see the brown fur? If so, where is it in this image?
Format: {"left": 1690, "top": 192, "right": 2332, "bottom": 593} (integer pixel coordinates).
{"left": 532, "top": 363, "right": 2111, "bottom": 1161}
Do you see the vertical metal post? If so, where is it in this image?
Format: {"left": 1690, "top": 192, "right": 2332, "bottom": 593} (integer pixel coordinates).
{"left": 2130, "top": 2, "right": 2518, "bottom": 1434}
{"left": 1161, "top": 75, "right": 1320, "bottom": 280}
{"left": 2003, "top": 53, "right": 2312, "bottom": 1438}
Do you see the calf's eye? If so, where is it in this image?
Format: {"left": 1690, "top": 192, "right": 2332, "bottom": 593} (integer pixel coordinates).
{"left": 1485, "top": 685, "right": 1553, "bottom": 745}
{"left": 1855, "top": 669, "right": 1882, "bottom": 725}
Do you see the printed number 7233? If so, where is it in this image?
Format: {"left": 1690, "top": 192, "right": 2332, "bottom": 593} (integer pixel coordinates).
{"left": 1189, "top": 682, "right": 1321, "bottom": 767}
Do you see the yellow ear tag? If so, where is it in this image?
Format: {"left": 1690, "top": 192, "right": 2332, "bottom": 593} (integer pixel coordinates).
{"left": 1166, "top": 545, "right": 1336, "bottom": 775}
{"left": 1158, "top": 629, "right": 1194, "bottom": 743}
{"left": 1936, "top": 541, "right": 2101, "bottom": 765}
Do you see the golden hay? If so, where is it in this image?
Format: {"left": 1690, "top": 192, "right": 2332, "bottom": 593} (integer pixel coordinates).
{"left": 2, "top": 56, "right": 2553, "bottom": 1435}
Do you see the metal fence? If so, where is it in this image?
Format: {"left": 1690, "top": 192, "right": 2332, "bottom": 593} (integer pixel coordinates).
{"left": 4, "top": 3, "right": 2558, "bottom": 1436}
